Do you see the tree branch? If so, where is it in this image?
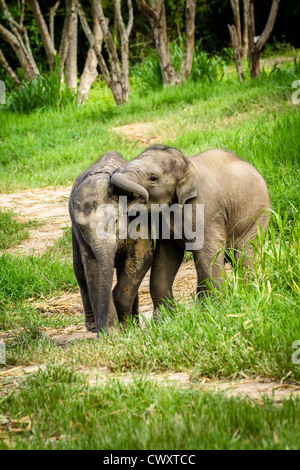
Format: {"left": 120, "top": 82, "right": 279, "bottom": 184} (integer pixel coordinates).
{"left": 126, "top": 0, "right": 134, "bottom": 37}
{"left": 0, "top": 47, "right": 22, "bottom": 88}
{"left": 76, "top": 0, "right": 111, "bottom": 87}
{"left": 26, "top": 0, "right": 56, "bottom": 69}
{"left": 0, "top": 22, "right": 35, "bottom": 80}
{"left": 49, "top": 0, "right": 60, "bottom": 45}
{"left": 0, "top": 0, "right": 38, "bottom": 77}
{"left": 135, "top": 0, "right": 157, "bottom": 20}
{"left": 256, "top": 0, "right": 280, "bottom": 52}
{"left": 92, "top": 0, "right": 121, "bottom": 81}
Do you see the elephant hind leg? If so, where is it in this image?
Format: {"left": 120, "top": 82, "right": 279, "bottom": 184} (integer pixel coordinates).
{"left": 194, "top": 231, "right": 227, "bottom": 297}
{"left": 150, "top": 239, "right": 184, "bottom": 319}
{"left": 195, "top": 251, "right": 226, "bottom": 297}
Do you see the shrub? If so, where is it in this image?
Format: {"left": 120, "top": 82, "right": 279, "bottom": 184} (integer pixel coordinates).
{"left": 6, "top": 64, "right": 78, "bottom": 113}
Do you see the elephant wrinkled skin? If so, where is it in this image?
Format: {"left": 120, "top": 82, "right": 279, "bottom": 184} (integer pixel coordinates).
{"left": 111, "top": 145, "right": 270, "bottom": 312}
{"left": 69, "top": 151, "right": 153, "bottom": 335}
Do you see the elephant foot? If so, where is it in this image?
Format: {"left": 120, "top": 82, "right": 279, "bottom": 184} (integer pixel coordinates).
{"left": 85, "top": 321, "right": 97, "bottom": 333}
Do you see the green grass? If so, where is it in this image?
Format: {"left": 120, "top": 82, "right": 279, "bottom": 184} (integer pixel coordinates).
{"left": 0, "top": 63, "right": 298, "bottom": 195}
{"left": 2, "top": 210, "right": 299, "bottom": 379}
{"left": 0, "top": 364, "right": 300, "bottom": 450}
{"left": 0, "top": 251, "right": 76, "bottom": 305}
{"left": 0, "top": 209, "right": 40, "bottom": 250}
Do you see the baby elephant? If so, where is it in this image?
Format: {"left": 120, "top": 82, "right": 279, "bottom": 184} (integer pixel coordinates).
{"left": 111, "top": 145, "right": 270, "bottom": 309}
{"left": 69, "top": 151, "right": 153, "bottom": 335}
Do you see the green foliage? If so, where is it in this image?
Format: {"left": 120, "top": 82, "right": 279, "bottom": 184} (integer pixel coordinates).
{"left": 130, "top": 48, "right": 163, "bottom": 94}
{"left": 6, "top": 63, "right": 78, "bottom": 113}
{"left": 130, "top": 40, "right": 224, "bottom": 94}
{"left": 191, "top": 48, "right": 224, "bottom": 83}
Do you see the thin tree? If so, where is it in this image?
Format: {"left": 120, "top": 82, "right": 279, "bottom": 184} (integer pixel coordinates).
{"left": 0, "top": 0, "right": 39, "bottom": 81}
{"left": 76, "top": 0, "right": 134, "bottom": 105}
{"left": 135, "top": 0, "right": 196, "bottom": 86}
{"left": 78, "top": 13, "right": 103, "bottom": 104}
{"left": 65, "top": 0, "right": 78, "bottom": 89}
{"left": 246, "top": 0, "right": 281, "bottom": 78}
{"left": 229, "top": 0, "right": 249, "bottom": 58}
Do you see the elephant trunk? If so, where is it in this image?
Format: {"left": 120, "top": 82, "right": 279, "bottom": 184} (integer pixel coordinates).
{"left": 111, "top": 171, "right": 149, "bottom": 203}
{"left": 93, "top": 241, "right": 117, "bottom": 336}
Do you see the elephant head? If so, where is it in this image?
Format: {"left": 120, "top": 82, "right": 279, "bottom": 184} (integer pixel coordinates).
{"left": 111, "top": 145, "right": 198, "bottom": 208}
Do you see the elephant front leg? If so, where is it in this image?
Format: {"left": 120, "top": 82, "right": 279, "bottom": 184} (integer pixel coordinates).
{"left": 150, "top": 239, "right": 184, "bottom": 320}
{"left": 113, "top": 241, "right": 153, "bottom": 327}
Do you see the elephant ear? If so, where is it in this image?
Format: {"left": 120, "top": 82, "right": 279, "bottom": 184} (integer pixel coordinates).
{"left": 176, "top": 164, "right": 198, "bottom": 206}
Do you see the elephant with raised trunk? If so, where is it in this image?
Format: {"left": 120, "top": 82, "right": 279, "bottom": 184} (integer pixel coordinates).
{"left": 69, "top": 151, "right": 153, "bottom": 336}
{"left": 111, "top": 145, "right": 270, "bottom": 312}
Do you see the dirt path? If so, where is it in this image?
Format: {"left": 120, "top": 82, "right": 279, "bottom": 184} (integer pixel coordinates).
{"left": 0, "top": 186, "right": 72, "bottom": 255}
{"left": 1, "top": 364, "right": 299, "bottom": 405}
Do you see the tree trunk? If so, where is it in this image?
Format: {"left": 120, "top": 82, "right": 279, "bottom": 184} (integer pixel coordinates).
{"left": 229, "top": 0, "right": 242, "bottom": 46}
{"left": 136, "top": 0, "right": 176, "bottom": 86}
{"left": 77, "top": 0, "right": 133, "bottom": 106}
{"left": 228, "top": 24, "right": 245, "bottom": 81}
{"left": 78, "top": 15, "right": 103, "bottom": 103}
{"left": 241, "top": 0, "right": 248, "bottom": 59}
{"left": 65, "top": 0, "right": 78, "bottom": 89}
{"left": 246, "top": 0, "right": 280, "bottom": 78}
{"left": 0, "top": 47, "right": 22, "bottom": 88}
{"left": 249, "top": 46, "right": 260, "bottom": 78}
{"left": 27, "top": 0, "right": 56, "bottom": 70}
{"left": 136, "top": 0, "right": 196, "bottom": 86}
{"left": 177, "top": 0, "right": 196, "bottom": 83}
{"left": 114, "top": 0, "right": 133, "bottom": 103}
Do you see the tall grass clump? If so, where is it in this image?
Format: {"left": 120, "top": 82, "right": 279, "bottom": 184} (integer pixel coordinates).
{"left": 227, "top": 108, "right": 300, "bottom": 221}
{"left": 190, "top": 44, "right": 224, "bottom": 83}
{"left": 130, "top": 49, "right": 163, "bottom": 94}
{"left": 130, "top": 40, "right": 224, "bottom": 95}
{"left": 6, "top": 63, "right": 78, "bottom": 114}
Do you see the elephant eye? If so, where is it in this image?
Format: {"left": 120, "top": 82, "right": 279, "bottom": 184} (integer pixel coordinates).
{"left": 149, "top": 175, "right": 158, "bottom": 182}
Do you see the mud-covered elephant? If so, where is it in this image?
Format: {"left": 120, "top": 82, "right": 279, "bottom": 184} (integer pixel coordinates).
{"left": 69, "top": 151, "right": 153, "bottom": 335}
{"left": 111, "top": 145, "right": 270, "bottom": 311}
